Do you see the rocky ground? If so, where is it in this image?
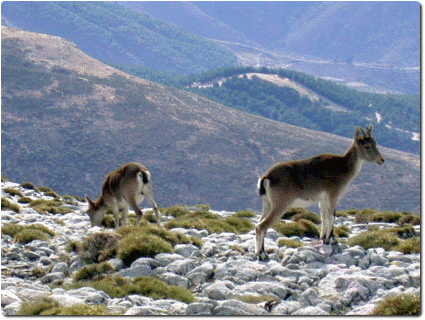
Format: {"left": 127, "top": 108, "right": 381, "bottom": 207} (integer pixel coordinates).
{"left": 1, "top": 181, "right": 420, "bottom": 315}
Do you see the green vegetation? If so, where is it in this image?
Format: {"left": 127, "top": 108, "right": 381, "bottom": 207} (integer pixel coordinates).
{"left": 277, "top": 238, "right": 304, "bottom": 248}
{"left": 348, "top": 230, "right": 400, "bottom": 251}
{"left": 40, "top": 304, "right": 112, "bottom": 316}
{"left": 370, "top": 293, "right": 420, "bottom": 315}
{"left": 73, "top": 261, "right": 115, "bottom": 281}
{"left": 392, "top": 237, "right": 420, "bottom": 254}
{"left": 65, "top": 275, "right": 195, "bottom": 303}
{"left": 273, "top": 219, "right": 320, "bottom": 239}
{"left": 2, "top": 223, "right": 56, "bottom": 244}
{"left": 116, "top": 223, "right": 201, "bottom": 266}
{"left": 76, "top": 231, "right": 121, "bottom": 263}
{"left": 164, "top": 208, "right": 254, "bottom": 234}
{"left": 28, "top": 198, "right": 73, "bottom": 215}
{"left": 3, "top": 187, "right": 24, "bottom": 197}
{"left": 1, "top": 197, "right": 20, "bottom": 213}
{"left": 174, "top": 66, "right": 419, "bottom": 154}
{"left": 16, "top": 297, "right": 61, "bottom": 315}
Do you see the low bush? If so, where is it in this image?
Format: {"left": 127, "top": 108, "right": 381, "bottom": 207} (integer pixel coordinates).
{"left": 232, "top": 210, "right": 257, "bottom": 218}
{"left": 65, "top": 275, "right": 196, "bottom": 303}
{"left": 77, "top": 231, "right": 121, "bottom": 263}
{"left": 18, "top": 197, "right": 33, "bottom": 204}
{"left": 73, "top": 261, "right": 115, "bottom": 281}
{"left": 20, "top": 182, "right": 37, "bottom": 190}
{"left": 273, "top": 219, "right": 320, "bottom": 238}
{"left": 277, "top": 238, "right": 304, "bottom": 248}
{"left": 334, "top": 225, "right": 350, "bottom": 238}
{"left": 2, "top": 223, "right": 55, "bottom": 243}
{"left": 291, "top": 210, "right": 321, "bottom": 224}
{"left": 1, "top": 197, "right": 20, "bottom": 213}
{"left": 398, "top": 213, "right": 420, "bottom": 226}
{"left": 41, "top": 304, "right": 112, "bottom": 316}
{"left": 370, "top": 293, "right": 420, "bottom": 315}
{"left": 393, "top": 237, "right": 420, "bottom": 254}
{"left": 164, "top": 208, "right": 254, "bottom": 234}
{"left": 14, "top": 229, "right": 50, "bottom": 244}
{"left": 118, "top": 233, "right": 173, "bottom": 265}
{"left": 28, "top": 199, "right": 73, "bottom": 215}
{"left": 162, "top": 205, "right": 191, "bottom": 217}
{"left": 3, "top": 187, "right": 24, "bottom": 197}
{"left": 348, "top": 230, "right": 400, "bottom": 250}
{"left": 371, "top": 211, "right": 402, "bottom": 223}
{"left": 16, "top": 297, "right": 60, "bottom": 315}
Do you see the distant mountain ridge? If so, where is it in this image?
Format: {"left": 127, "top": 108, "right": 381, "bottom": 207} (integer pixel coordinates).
{"left": 1, "top": 27, "right": 420, "bottom": 213}
{"left": 123, "top": 1, "right": 419, "bottom": 67}
{"left": 0, "top": 1, "right": 236, "bottom": 74}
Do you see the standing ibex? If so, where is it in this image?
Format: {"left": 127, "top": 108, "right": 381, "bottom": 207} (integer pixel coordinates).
{"left": 86, "top": 162, "right": 161, "bottom": 228}
{"left": 256, "top": 125, "right": 385, "bottom": 260}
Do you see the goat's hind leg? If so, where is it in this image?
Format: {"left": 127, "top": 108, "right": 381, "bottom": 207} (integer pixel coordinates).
{"left": 256, "top": 201, "right": 286, "bottom": 261}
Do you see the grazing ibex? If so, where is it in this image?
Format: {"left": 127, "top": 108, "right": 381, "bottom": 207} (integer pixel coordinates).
{"left": 86, "top": 162, "right": 161, "bottom": 228}
{"left": 256, "top": 125, "right": 385, "bottom": 260}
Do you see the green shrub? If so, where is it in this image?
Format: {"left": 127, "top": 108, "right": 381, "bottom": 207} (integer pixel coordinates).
{"left": 118, "top": 233, "right": 173, "bottom": 265}
{"left": 14, "top": 229, "right": 50, "bottom": 244}
{"left": 20, "top": 182, "right": 37, "bottom": 190}
{"left": 1, "top": 197, "right": 20, "bottom": 213}
{"left": 291, "top": 211, "right": 321, "bottom": 224}
{"left": 3, "top": 187, "right": 24, "bottom": 197}
{"left": 398, "top": 213, "right": 420, "bottom": 226}
{"left": 232, "top": 210, "right": 257, "bottom": 218}
{"left": 73, "top": 261, "right": 115, "bottom": 281}
{"left": 334, "top": 225, "right": 350, "bottom": 238}
{"left": 348, "top": 230, "right": 400, "bottom": 250}
{"left": 41, "top": 304, "right": 112, "bottom": 316}
{"left": 277, "top": 238, "right": 304, "bottom": 248}
{"left": 386, "top": 225, "right": 416, "bottom": 239}
{"left": 18, "top": 196, "right": 33, "bottom": 204}
{"left": 28, "top": 198, "right": 72, "bottom": 215}
{"left": 370, "top": 293, "right": 420, "bottom": 315}
{"left": 371, "top": 211, "right": 402, "bottom": 223}
{"left": 165, "top": 209, "right": 253, "bottom": 235}
{"left": 1, "top": 175, "right": 9, "bottom": 182}
{"left": 162, "top": 205, "right": 191, "bottom": 217}
{"left": 273, "top": 219, "right": 320, "bottom": 238}
{"left": 16, "top": 297, "right": 60, "bottom": 315}
{"left": 2, "top": 223, "right": 55, "bottom": 243}
{"left": 354, "top": 209, "right": 378, "bottom": 223}
{"left": 77, "top": 231, "right": 121, "bottom": 263}
{"left": 392, "top": 237, "right": 420, "bottom": 254}
{"left": 281, "top": 207, "right": 307, "bottom": 220}
{"left": 66, "top": 275, "right": 196, "bottom": 303}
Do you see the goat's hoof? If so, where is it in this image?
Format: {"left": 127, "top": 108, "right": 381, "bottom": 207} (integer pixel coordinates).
{"left": 257, "top": 251, "right": 269, "bottom": 261}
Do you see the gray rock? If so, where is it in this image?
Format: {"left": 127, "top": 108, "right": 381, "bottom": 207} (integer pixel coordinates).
{"left": 51, "top": 262, "right": 69, "bottom": 274}
{"left": 40, "top": 272, "right": 65, "bottom": 284}
{"left": 166, "top": 258, "right": 198, "bottom": 275}
{"left": 174, "top": 244, "right": 199, "bottom": 258}
{"left": 1, "top": 290, "right": 21, "bottom": 307}
{"left": 124, "top": 306, "right": 166, "bottom": 315}
{"left": 186, "top": 302, "right": 214, "bottom": 315}
{"left": 203, "top": 281, "right": 233, "bottom": 300}
{"left": 155, "top": 253, "right": 184, "bottom": 266}
{"left": 160, "top": 272, "right": 189, "bottom": 288}
{"left": 292, "top": 306, "right": 329, "bottom": 315}
{"left": 271, "top": 301, "right": 301, "bottom": 315}
{"left": 108, "top": 258, "right": 125, "bottom": 271}
{"left": 130, "top": 257, "right": 159, "bottom": 269}
{"left": 117, "top": 265, "right": 152, "bottom": 278}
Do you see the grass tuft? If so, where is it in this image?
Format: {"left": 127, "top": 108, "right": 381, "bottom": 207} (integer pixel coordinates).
{"left": 370, "top": 293, "right": 420, "bottom": 315}
{"left": 16, "top": 297, "right": 60, "bottom": 315}
{"left": 1, "top": 197, "right": 21, "bottom": 213}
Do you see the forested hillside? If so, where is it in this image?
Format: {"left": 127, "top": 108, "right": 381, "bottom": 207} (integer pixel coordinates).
{"left": 172, "top": 67, "right": 419, "bottom": 154}
{"left": 0, "top": 1, "right": 236, "bottom": 74}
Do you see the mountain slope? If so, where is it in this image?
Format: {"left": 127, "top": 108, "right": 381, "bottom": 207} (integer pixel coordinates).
{"left": 1, "top": 27, "right": 420, "bottom": 213}
{"left": 0, "top": 1, "right": 236, "bottom": 74}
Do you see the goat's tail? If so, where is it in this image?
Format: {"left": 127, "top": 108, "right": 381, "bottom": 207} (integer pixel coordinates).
{"left": 257, "top": 177, "right": 267, "bottom": 196}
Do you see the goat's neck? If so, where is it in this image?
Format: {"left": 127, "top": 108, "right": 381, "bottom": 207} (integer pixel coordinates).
{"left": 344, "top": 143, "right": 364, "bottom": 177}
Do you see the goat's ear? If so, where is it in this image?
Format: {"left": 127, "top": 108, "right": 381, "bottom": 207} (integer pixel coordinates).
{"left": 354, "top": 126, "right": 365, "bottom": 141}
{"left": 366, "top": 124, "right": 373, "bottom": 135}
